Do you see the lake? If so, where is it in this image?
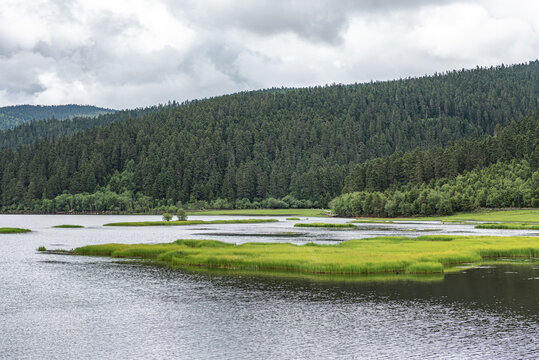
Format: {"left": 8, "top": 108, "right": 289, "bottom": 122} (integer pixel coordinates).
{"left": 1, "top": 215, "right": 538, "bottom": 359}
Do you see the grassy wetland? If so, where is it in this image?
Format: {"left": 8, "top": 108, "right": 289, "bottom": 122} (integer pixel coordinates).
{"left": 188, "top": 209, "right": 329, "bottom": 217}
{"left": 53, "top": 224, "right": 84, "bottom": 228}
{"left": 71, "top": 235, "right": 539, "bottom": 277}
{"left": 0, "top": 227, "right": 31, "bottom": 233}
{"left": 104, "top": 219, "right": 279, "bottom": 226}
{"left": 475, "top": 223, "right": 539, "bottom": 230}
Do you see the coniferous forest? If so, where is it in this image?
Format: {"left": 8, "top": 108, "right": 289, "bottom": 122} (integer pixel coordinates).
{"left": 0, "top": 61, "right": 538, "bottom": 214}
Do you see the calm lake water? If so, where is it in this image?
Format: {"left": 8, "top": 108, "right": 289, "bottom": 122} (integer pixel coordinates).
{"left": 1, "top": 215, "right": 538, "bottom": 359}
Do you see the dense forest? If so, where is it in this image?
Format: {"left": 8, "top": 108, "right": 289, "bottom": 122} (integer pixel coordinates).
{"left": 0, "top": 61, "right": 538, "bottom": 213}
{"left": 331, "top": 114, "right": 539, "bottom": 217}
{"left": 0, "top": 104, "right": 115, "bottom": 130}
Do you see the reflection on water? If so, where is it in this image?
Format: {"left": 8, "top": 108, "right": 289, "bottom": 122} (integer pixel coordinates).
{"left": 1, "top": 215, "right": 538, "bottom": 359}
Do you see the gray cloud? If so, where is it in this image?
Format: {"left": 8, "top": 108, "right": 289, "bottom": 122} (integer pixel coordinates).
{"left": 0, "top": 0, "right": 537, "bottom": 108}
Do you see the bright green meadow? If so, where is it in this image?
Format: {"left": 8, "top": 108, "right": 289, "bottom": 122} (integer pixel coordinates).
{"left": 72, "top": 235, "right": 539, "bottom": 276}
{"left": 0, "top": 227, "right": 31, "bottom": 233}
{"left": 104, "top": 219, "right": 279, "bottom": 226}
{"left": 475, "top": 223, "right": 539, "bottom": 230}
{"left": 188, "top": 209, "right": 328, "bottom": 217}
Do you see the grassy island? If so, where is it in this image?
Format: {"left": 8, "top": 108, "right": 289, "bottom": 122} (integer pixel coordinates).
{"left": 71, "top": 235, "right": 539, "bottom": 276}
{"left": 104, "top": 219, "right": 279, "bottom": 226}
{"left": 53, "top": 224, "right": 84, "bottom": 228}
{"left": 0, "top": 227, "right": 31, "bottom": 234}
{"left": 475, "top": 223, "right": 539, "bottom": 230}
{"left": 188, "top": 209, "right": 329, "bottom": 217}
{"left": 294, "top": 223, "right": 357, "bottom": 228}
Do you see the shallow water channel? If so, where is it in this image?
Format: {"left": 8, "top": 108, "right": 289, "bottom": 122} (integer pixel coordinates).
{"left": 1, "top": 215, "right": 538, "bottom": 359}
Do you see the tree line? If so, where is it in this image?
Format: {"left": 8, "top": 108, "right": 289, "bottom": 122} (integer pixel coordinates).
{"left": 0, "top": 61, "right": 538, "bottom": 212}
{"left": 331, "top": 159, "right": 538, "bottom": 217}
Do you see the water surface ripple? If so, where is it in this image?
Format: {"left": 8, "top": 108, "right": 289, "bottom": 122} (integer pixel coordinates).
{"left": 1, "top": 215, "right": 537, "bottom": 359}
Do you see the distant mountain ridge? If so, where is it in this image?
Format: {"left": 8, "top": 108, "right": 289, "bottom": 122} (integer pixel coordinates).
{"left": 0, "top": 104, "right": 116, "bottom": 130}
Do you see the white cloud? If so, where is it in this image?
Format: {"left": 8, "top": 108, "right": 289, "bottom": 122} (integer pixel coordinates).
{"left": 0, "top": 0, "right": 537, "bottom": 108}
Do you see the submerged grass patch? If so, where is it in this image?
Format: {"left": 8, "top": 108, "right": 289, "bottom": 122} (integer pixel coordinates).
{"left": 53, "top": 224, "right": 84, "bottom": 228}
{"left": 286, "top": 217, "right": 301, "bottom": 220}
{"left": 71, "top": 235, "right": 539, "bottom": 277}
{"left": 104, "top": 219, "right": 279, "bottom": 226}
{"left": 350, "top": 219, "right": 395, "bottom": 224}
{"left": 0, "top": 227, "right": 31, "bottom": 233}
{"left": 475, "top": 223, "right": 539, "bottom": 230}
{"left": 294, "top": 223, "right": 357, "bottom": 228}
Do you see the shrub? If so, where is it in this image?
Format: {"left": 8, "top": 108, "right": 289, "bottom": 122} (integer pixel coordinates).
{"left": 162, "top": 213, "right": 173, "bottom": 221}
{"left": 176, "top": 208, "right": 188, "bottom": 221}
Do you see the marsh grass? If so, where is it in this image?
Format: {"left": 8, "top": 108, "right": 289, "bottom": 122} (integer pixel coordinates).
{"left": 475, "top": 223, "right": 539, "bottom": 230}
{"left": 189, "top": 209, "right": 329, "bottom": 217}
{"left": 53, "top": 224, "right": 84, "bottom": 228}
{"left": 104, "top": 219, "right": 279, "bottom": 226}
{"left": 71, "top": 235, "right": 539, "bottom": 276}
{"left": 294, "top": 223, "right": 357, "bottom": 228}
{"left": 0, "top": 227, "right": 31, "bottom": 233}
{"left": 37, "top": 246, "right": 46, "bottom": 251}
{"left": 286, "top": 217, "right": 301, "bottom": 220}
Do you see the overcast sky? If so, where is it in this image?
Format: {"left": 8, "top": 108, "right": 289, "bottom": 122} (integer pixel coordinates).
{"left": 0, "top": 0, "right": 538, "bottom": 109}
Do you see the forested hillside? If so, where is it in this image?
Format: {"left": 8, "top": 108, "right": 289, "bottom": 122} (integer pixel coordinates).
{"left": 0, "top": 61, "right": 538, "bottom": 213}
{"left": 0, "top": 104, "right": 115, "bottom": 130}
{"left": 0, "top": 106, "right": 164, "bottom": 150}
{"left": 331, "top": 114, "right": 539, "bottom": 217}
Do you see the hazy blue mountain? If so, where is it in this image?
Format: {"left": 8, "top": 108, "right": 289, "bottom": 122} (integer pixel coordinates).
{"left": 0, "top": 104, "right": 115, "bottom": 130}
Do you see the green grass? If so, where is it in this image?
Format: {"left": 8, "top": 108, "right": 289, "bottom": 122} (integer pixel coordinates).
{"left": 37, "top": 246, "right": 46, "bottom": 251}
{"left": 412, "top": 209, "right": 538, "bottom": 222}
{"left": 53, "top": 224, "right": 84, "bottom": 228}
{"left": 104, "top": 219, "right": 279, "bottom": 226}
{"left": 294, "top": 223, "right": 357, "bottom": 228}
{"left": 70, "top": 235, "right": 539, "bottom": 277}
{"left": 351, "top": 209, "right": 539, "bottom": 223}
{"left": 350, "top": 219, "right": 395, "bottom": 224}
{"left": 0, "top": 227, "right": 31, "bottom": 233}
{"left": 286, "top": 217, "right": 301, "bottom": 220}
{"left": 188, "top": 209, "right": 329, "bottom": 217}
{"left": 475, "top": 223, "right": 539, "bottom": 230}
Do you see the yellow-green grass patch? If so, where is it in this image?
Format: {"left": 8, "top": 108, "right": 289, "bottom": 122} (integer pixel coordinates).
{"left": 350, "top": 219, "right": 395, "bottom": 224}
{"left": 475, "top": 223, "right": 539, "bottom": 230}
{"left": 188, "top": 209, "right": 329, "bottom": 217}
{"left": 71, "top": 235, "right": 539, "bottom": 277}
{"left": 0, "top": 227, "right": 31, "bottom": 233}
{"left": 104, "top": 219, "right": 279, "bottom": 226}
